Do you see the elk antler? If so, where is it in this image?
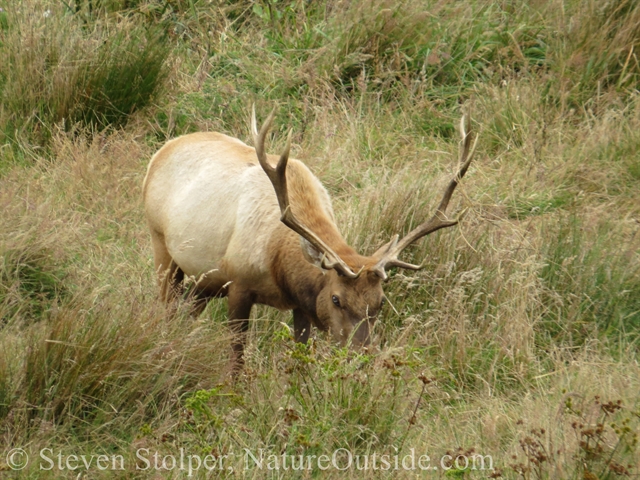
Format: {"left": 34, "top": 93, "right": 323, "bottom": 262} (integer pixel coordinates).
{"left": 371, "top": 113, "right": 478, "bottom": 280}
{"left": 251, "top": 106, "right": 360, "bottom": 279}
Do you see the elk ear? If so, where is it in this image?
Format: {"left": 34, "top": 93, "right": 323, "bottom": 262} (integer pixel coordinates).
{"left": 299, "top": 237, "right": 324, "bottom": 268}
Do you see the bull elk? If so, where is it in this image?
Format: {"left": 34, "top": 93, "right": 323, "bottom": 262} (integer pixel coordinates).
{"left": 143, "top": 108, "right": 477, "bottom": 369}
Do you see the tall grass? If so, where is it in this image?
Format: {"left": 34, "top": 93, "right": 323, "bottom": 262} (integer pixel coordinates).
{"left": 539, "top": 214, "right": 640, "bottom": 346}
{"left": 0, "top": 2, "right": 169, "bottom": 150}
{"left": 552, "top": 0, "right": 640, "bottom": 108}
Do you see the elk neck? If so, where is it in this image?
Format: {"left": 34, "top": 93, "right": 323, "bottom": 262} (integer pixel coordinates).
{"left": 267, "top": 225, "right": 369, "bottom": 325}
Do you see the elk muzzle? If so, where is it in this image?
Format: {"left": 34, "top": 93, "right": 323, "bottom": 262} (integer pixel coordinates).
{"left": 348, "top": 319, "right": 373, "bottom": 348}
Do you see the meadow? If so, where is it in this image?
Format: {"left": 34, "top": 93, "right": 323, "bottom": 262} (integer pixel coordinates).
{"left": 0, "top": 0, "right": 639, "bottom": 478}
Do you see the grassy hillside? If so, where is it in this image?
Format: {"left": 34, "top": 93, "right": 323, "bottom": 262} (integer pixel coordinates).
{"left": 1, "top": 0, "right": 639, "bottom": 478}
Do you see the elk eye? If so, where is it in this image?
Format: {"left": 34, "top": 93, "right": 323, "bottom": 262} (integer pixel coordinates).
{"left": 380, "top": 297, "right": 387, "bottom": 307}
{"left": 332, "top": 295, "right": 341, "bottom": 307}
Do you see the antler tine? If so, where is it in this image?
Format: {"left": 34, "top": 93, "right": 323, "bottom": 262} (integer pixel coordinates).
{"left": 252, "top": 107, "right": 359, "bottom": 279}
{"left": 252, "top": 105, "right": 276, "bottom": 170}
{"left": 372, "top": 113, "right": 477, "bottom": 280}
{"left": 433, "top": 113, "right": 477, "bottom": 215}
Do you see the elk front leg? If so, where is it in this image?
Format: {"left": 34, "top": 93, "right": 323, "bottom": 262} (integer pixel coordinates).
{"left": 227, "top": 285, "right": 254, "bottom": 374}
{"left": 293, "top": 309, "right": 311, "bottom": 343}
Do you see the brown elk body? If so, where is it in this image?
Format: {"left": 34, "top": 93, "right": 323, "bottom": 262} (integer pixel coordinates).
{"left": 143, "top": 109, "right": 476, "bottom": 369}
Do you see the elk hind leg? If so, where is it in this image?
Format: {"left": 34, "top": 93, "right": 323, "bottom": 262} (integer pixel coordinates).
{"left": 189, "top": 289, "right": 217, "bottom": 317}
{"left": 227, "top": 285, "right": 254, "bottom": 374}
{"left": 150, "top": 230, "right": 184, "bottom": 304}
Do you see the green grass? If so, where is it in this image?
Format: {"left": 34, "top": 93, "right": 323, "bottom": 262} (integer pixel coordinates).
{"left": 0, "top": 245, "right": 68, "bottom": 324}
{"left": 0, "top": 0, "right": 639, "bottom": 478}
{"left": 0, "top": 2, "right": 169, "bottom": 150}
{"left": 539, "top": 215, "right": 640, "bottom": 346}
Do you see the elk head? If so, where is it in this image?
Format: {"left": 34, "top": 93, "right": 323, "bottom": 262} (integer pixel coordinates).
{"left": 252, "top": 107, "right": 478, "bottom": 348}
